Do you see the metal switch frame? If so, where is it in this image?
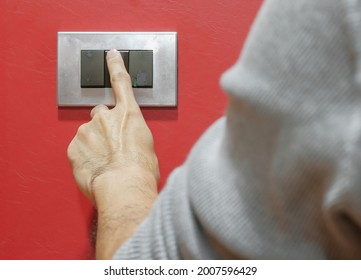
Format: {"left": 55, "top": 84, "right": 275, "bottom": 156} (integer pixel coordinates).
{"left": 57, "top": 32, "right": 177, "bottom": 107}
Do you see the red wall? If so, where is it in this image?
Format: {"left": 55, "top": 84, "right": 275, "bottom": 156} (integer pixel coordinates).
{"left": 0, "top": 0, "right": 262, "bottom": 259}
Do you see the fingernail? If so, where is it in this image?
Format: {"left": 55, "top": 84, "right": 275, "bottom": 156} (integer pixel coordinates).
{"left": 107, "top": 49, "right": 119, "bottom": 60}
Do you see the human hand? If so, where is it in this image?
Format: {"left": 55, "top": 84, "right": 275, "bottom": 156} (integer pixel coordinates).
{"left": 67, "top": 49, "right": 159, "bottom": 206}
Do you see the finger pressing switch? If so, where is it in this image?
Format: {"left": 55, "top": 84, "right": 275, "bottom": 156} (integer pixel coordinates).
{"left": 81, "top": 50, "right": 105, "bottom": 88}
{"left": 129, "top": 51, "right": 153, "bottom": 88}
{"left": 104, "top": 50, "right": 129, "bottom": 88}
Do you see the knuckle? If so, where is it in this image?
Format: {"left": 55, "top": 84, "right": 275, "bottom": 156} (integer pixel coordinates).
{"left": 77, "top": 123, "right": 88, "bottom": 136}
{"left": 93, "top": 104, "right": 108, "bottom": 114}
{"left": 67, "top": 142, "right": 73, "bottom": 159}
{"left": 90, "top": 105, "right": 101, "bottom": 117}
{"left": 110, "top": 70, "right": 131, "bottom": 84}
{"left": 93, "top": 109, "right": 110, "bottom": 123}
{"left": 67, "top": 140, "right": 77, "bottom": 164}
{"left": 97, "top": 108, "right": 110, "bottom": 117}
{"left": 76, "top": 123, "right": 94, "bottom": 142}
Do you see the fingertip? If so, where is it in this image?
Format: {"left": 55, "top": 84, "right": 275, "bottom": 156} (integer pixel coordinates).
{"left": 106, "top": 49, "right": 120, "bottom": 60}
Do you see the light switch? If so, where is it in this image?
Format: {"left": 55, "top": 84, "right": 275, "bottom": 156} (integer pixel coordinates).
{"left": 81, "top": 50, "right": 152, "bottom": 88}
{"left": 81, "top": 50, "right": 105, "bottom": 88}
{"left": 129, "top": 51, "right": 153, "bottom": 88}
{"left": 58, "top": 32, "right": 177, "bottom": 107}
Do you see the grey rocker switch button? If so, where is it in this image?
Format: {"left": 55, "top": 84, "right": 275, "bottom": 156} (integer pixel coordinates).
{"left": 104, "top": 50, "right": 129, "bottom": 88}
{"left": 80, "top": 50, "right": 105, "bottom": 88}
{"left": 129, "top": 51, "right": 153, "bottom": 88}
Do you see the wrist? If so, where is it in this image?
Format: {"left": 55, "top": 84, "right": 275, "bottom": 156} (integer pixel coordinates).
{"left": 92, "top": 167, "right": 158, "bottom": 260}
{"left": 92, "top": 167, "right": 158, "bottom": 210}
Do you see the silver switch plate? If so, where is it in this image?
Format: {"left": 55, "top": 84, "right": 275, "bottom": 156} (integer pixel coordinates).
{"left": 57, "top": 32, "right": 177, "bottom": 107}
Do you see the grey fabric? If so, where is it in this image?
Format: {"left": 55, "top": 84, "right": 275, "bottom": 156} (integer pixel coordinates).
{"left": 113, "top": 0, "right": 361, "bottom": 259}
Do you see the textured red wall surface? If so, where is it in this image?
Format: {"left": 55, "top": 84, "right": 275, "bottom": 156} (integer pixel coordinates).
{"left": 0, "top": 0, "right": 262, "bottom": 259}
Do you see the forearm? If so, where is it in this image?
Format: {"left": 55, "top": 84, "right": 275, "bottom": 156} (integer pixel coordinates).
{"left": 93, "top": 168, "right": 158, "bottom": 260}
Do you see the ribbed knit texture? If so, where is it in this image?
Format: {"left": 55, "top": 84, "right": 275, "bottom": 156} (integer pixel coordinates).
{"left": 114, "top": 0, "right": 361, "bottom": 259}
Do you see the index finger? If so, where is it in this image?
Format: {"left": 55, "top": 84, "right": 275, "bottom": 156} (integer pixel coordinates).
{"left": 106, "top": 49, "right": 137, "bottom": 108}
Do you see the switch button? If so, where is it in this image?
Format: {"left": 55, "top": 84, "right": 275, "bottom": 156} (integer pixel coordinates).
{"left": 129, "top": 51, "right": 153, "bottom": 88}
{"left": 80, "top": 50, "right": 153, "bottom": 88}
{"left": 81, "top": 50, "right": 105, "bottom": 88}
